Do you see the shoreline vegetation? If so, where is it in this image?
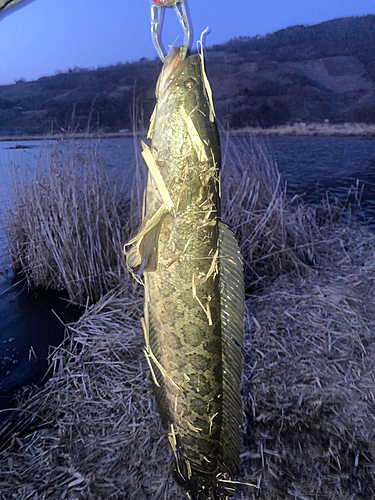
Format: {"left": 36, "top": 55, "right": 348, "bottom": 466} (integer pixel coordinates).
{"left": 1, "top": 122, "right": 375, "bottom": 143}
{"left": 2, "top": 143, "right": 139, "bottom": 305}
{"left": 0, "top": 136, "right": 374, "bottom": 498}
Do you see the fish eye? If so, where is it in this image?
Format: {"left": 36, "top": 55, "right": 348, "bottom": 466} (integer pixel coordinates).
{"left": 184, "top": 77, "right": 196, "bottom": 89}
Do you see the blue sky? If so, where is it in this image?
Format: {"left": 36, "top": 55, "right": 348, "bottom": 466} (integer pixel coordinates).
{"left": 0, "top": 0, "right": 373, "bottom": 85}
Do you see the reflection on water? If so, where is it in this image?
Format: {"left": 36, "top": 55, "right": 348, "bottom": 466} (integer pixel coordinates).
{"left": 227, "top": 135, "right": 375, "bottom": 226}
{"left": 0, "top": 135, "right": 374, "bottom": 404}
{"left": 1, "top": 135, "right": 374, "bottom": 224}
{"left": 266, "top": 136, "right": 375, "bottom": 226}
{"left": 0, "top": 272, "right": 80, "bottom": 412}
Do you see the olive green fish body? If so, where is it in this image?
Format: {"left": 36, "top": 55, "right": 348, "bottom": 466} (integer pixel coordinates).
{"left": 127, "top": 48, "right": 244, "bottom": 499}
{"left": 146, "top": 50, "right": 222, "bottom": 471}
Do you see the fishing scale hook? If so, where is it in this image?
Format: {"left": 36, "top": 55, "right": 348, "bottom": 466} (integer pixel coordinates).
{"left": 150, "top": 0, "right": 192, "bottom": 62}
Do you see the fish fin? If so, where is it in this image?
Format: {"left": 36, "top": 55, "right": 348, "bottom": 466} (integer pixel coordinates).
{"left": 124, "top": 213, "right": 151, "bottom": 269}
{"left": 125, "top": 210, "right": 164, "bottom": 273}
{"left": 148, "top": 311, "right": 171, "bottom": 428}
{"left": 219, "top": 222, "right": 244, "bottom": 472}
{"left": 139, "top": 218, "right": 163, "bottom": 273}
{"left": 127, "top": 244, "right": 142, "bottom": 268}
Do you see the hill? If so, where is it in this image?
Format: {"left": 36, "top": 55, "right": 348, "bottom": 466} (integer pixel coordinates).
{"left": 0, "top": 14, "right": 374, "bottom": 136}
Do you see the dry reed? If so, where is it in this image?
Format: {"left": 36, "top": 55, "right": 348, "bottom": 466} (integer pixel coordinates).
{"left": 221, "top": 134, "right": 316, "bottom": 288}
{"left": 2, "top": 141, "right": 139, "bottom": 304}
{"left": 0, "top": 290, "right": 180, "bottom": 499}
{"left": 0, "top": 136, "right": 374, "bottom": 499}
{"left": 240, "top": 225, "right": 375, "bottom": 499}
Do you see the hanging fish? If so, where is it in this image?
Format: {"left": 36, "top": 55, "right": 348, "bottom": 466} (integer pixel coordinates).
{"left": 125, "top": 40, "right": 244, "bottom": 500}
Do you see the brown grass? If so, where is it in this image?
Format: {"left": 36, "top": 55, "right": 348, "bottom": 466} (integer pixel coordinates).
{"left": 0, "top": 136, "right": 375, "bottom": 499}
{"left": 0, "top": 291, "right": 180, "bottom": 499}
{"left": 2, "top": 142, "right": 139, "bottom": 304}
{"left": 221, "top": 134, "right": 316, "bottom": 288}
{"left": 240, "top": 224, "right": 375, "bottom": 499}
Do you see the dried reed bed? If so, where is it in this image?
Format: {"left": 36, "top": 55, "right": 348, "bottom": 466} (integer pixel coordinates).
{"left": 221, "top": 134, "right": 316, "bottom": 288}
{"left": 3, "top": 142, "right": 138, "bottom": 304}
{"left": 240, "top": 225, "right": 375, "bottom": 499}
{"left": 0, "top": 290, "right": 180, "bottom": 499}
{"left": 0, "top": 137, "right": 375, "bottom": 499}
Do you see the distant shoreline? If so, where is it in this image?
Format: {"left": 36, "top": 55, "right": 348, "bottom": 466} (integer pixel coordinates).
{"left": 0, "top": 122, "right": 375, "bottom": 142}
{"left": 0, "top": 131, "right": 136, "bottom": 142}
{"left": 229, "top": 122, "right": 375, "bottom": 138}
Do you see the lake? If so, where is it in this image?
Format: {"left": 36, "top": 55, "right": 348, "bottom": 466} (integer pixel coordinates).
{"left": 0, "top": 135, "right": 374, "bottom": 410}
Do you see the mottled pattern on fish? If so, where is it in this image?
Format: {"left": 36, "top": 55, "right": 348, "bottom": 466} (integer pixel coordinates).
{"left": 126, "top": 47, "right": 244, "bottom": 500}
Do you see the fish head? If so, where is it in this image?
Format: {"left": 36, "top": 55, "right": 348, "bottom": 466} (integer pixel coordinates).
{"left": 153, "top": 46, "right": 220, "bottom": 170}
{"left": 156, "top": 47, "right": 211, "bottom": 120}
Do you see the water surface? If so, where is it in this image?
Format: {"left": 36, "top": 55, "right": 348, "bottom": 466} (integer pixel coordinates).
{"left": 268, "top": 136, "right": 375, "bottom": 225}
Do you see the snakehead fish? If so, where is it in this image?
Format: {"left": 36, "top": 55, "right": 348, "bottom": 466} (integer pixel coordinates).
{"left": 126, "top": 46, "right": 244, "bottom": 500}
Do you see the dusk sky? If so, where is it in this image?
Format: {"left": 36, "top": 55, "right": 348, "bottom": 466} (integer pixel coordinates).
{"left": 0, "top": 0, "right": 373, "bottom": 85}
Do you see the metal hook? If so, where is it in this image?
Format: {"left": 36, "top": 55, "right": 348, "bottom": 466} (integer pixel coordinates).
{"left": 150, "top": 0, "right": 192, "bottom": 62}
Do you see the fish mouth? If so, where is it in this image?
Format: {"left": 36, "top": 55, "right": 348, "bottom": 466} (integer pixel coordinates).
{"left": 157, "top": 46, "right": 186, "bottom": 94}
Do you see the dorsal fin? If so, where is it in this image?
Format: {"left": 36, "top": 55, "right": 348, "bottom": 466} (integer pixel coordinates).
{"left": 219, "top": 222, "right": 244, "bottom": 471}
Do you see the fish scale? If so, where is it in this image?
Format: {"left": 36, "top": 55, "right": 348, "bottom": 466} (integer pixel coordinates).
{"left": 126, "top": 47, "right": 244, "bottom": 500}
{"left": 146, "top": 206, "right": 222, "bottom": 468}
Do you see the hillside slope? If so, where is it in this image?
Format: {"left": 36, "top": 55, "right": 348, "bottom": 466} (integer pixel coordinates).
{"left": 0, "top": 14, "right": 373, "bottom": 135}
{"left": 209, "top": 15, "right": 375, "bottom": 127}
